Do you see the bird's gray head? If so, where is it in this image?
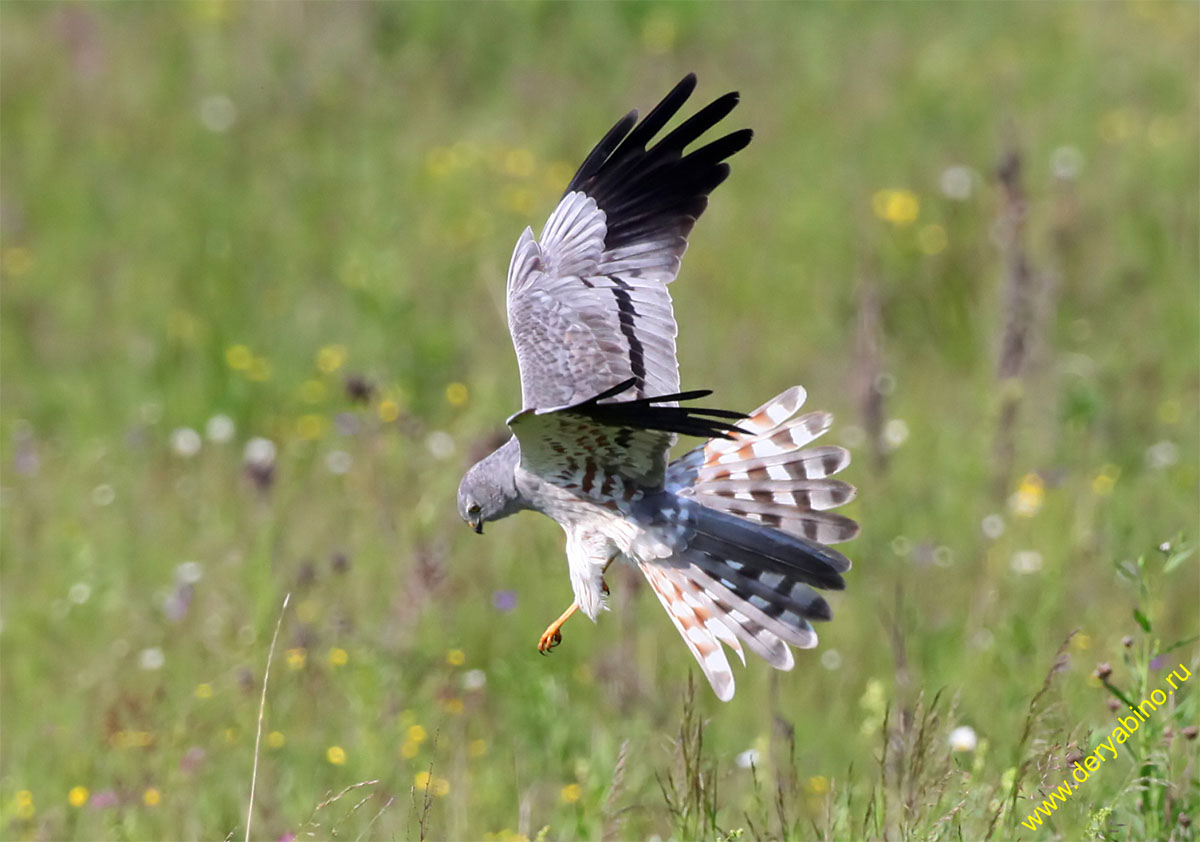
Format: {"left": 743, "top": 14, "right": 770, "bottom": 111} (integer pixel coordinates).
{"left": 457, "top": 437, "right": 524, "bottom": 534}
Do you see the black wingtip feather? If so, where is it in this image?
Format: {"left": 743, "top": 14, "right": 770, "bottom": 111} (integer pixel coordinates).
{"left": 566, "top": 110, "right": 638, "bottom": 195}
{"left": 657, "top": 91, "right": 741, "bottom": 152}
{"left": 621, "top": 74, "right": 698, "bottom": 153}
{"left": 561, "top": 75, "right": 750, "bottom": 252}
{"left": 571, "top": 380, "right": 748, "bottom": 440}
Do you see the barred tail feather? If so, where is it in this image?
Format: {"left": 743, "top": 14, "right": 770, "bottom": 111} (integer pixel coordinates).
{"left": 689, "top": 504, "right": 850, "bottom": 587}
{"left": 641, "top": 549, "right": 841, "bottom": 700}
{"left": 699, "top": 499, "right": 859, "bottom": 544}
{"left": 679, "top": 386, "right": 857, "bottom": 541}
{"left": 639, "top": 562, "right": 737, "bottom": 701}
{"left": 651, "top": 386, "right": 858, "bottom": 699}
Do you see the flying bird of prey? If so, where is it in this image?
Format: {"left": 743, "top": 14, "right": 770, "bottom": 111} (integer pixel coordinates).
{"left": 457, "top": 74, "right": 857, "bottom": 700}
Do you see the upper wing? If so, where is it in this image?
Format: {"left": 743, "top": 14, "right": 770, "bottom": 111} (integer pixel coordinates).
{"left": 506, "top": 74, "right": 752, "bottom": 410}
{"left": 508, "top": 379, "right": 744, "bottom": 498}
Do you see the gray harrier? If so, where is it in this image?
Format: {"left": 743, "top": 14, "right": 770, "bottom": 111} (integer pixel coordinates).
{"left": 457, "top": 75, "right": 857, "bottom": 700}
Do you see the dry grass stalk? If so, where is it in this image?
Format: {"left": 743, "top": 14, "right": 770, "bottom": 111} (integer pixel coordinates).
{"left": 304, "top": 779, "right": 382, "bottom": 837}
{"left": 985, "top": 629, "right": 1077, "bottom": 840}
{"left": 601, "top": 738, "right": 631, "bottom": 842}
{"left": 991, "top": 139, "right": 1037, "bottom": 500}
{"left": 657, "top": 674, "right": 721, "bottom": 840}
{"left": 245, "top": 592, "right": 291, "bottom": 842}
{"left": 854, "top": 277, "right": 888, "bottom": 474}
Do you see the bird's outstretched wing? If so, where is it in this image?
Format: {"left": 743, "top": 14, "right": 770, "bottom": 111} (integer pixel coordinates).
{"left": 508, "top": 378, "right": 744, "bottom": 499}
{"left": 506, "top": 74, "right": 752, "bottom": 411}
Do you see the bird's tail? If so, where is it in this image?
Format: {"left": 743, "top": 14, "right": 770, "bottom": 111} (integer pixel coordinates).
{"left": 674, "top": 385, "right": 858, "bottom": 542}
{"left": 647, "top": 386, "right": 857, "bottom": 700}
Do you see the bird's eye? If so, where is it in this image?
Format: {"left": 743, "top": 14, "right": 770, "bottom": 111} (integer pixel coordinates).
{"left": 467, "top": 504, "right": 481, "bottom": 515}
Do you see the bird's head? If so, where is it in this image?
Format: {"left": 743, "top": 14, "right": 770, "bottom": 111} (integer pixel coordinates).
{"left": 457, "top": 437, "right": 524, "bottom": 534}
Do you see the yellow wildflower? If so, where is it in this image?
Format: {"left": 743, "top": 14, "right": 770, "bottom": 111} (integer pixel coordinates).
{"left": 414, "top": 770, "right": 432, "bottom": 790}
{"left": 267, "top": 731, "right": 285, "bottom": 749}
{"left": 560, "top": 783, "right": 582, "bottom": 804}
{"left": 225, "top": 344, "right": 253, "bottom": 371}
{"left": 15, "top": 790, "right": 34, "bottom": 820}
{"left": 143, "top": 787, "right": 161, "bottom": 806}
{"left": 328, "top": 647, "right": 348, "bottom": 667}
{"left": 68, "top": 786, "right": 89, "bottom": 807}
{"left": 1010, "top": 473, "right": 1044, "bottom": 517}
{"left": 327, "top": 745, "right": 347, "bottom": 765}
{"left": 445, "top": 382, "right": 469, "bottom": 408}
{"left": 407, "top": 724, "right": 427, "bottom": 743}
{"left": 806, "top": 775, "right": 829, "bottom": 795}
{"left": 432, "top": 777, "right": 450, "bottom": 797}
{"left": 286, "top": 648, "right": 307, "bottom": 670}
{"left": 378, "top": 399, "right": 400, "bottom": 423}
{"left": 1073, "top": 634, "right": 1091, "bottom": 651}
{"left": 317, "top": 344, "right": 347, "bottom": 374}
{"left": 446, "top": 648, "right": 465, "bottom": 666}
{"left": 296, "top": 414, "right": 327, "bottom": 440}
{"left": 1091, "top": 464, "right": 1119, "bottom": 496}
{"left": 194, "top": 682, "right": 213, "bottom": 699}
{"left": 872, "top": 189, "right": 920, "bottom": 226}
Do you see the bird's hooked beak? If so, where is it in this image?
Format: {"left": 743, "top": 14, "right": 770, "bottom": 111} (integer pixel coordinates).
{"left": 472, "top": 519, "right": 484, "bottom": 535}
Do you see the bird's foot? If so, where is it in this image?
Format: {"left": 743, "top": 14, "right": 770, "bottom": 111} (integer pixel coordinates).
{"left": 538, "top": 602, "right": 579, "bottom": 655}
{"left": 538, "top": 626, "right": 563, "bottom": 654}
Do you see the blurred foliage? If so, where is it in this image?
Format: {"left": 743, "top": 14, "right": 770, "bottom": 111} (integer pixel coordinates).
{"left": 1, "top": 2, "right": 1197, "bottom": 840}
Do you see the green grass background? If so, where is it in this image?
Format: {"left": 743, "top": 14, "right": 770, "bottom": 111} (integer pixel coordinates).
{"left": 1, "top": 3, "right": 1197, "bottom": 840}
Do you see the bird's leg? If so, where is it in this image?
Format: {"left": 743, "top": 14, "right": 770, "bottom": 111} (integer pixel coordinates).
{"left": 538, "top": 602, "right": 578, "bottom": 654}
{"left": 538, "top": 555, "right": 617, "bottom": 654}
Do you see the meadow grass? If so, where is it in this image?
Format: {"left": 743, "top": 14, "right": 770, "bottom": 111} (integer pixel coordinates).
{"left": 1, "top": 3, "right": 1197, "bottom": 840}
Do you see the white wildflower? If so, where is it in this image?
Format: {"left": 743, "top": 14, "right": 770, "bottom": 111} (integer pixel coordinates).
{"left": 939, "top": 165, "right": 974, "bottom": 200}
{"left": 170, "top": 427, "right": 202, "bottom": 458}
{"left": 735, "top": 748, "right": 760, "bottom": 769}
{"left": 1011, "top": 550, "right": 1044, "bottom": 575}
{"left": 949, "top": 725, "right": 978, "bottom": 752}
{"left": 139, "top": 647, "right": 165, "bottom": 670}
{"left": 199, "top": 94, "right": 236, "bottom": 133}
{"left": 205, "top": 414, "right": 235, "bottom": 443}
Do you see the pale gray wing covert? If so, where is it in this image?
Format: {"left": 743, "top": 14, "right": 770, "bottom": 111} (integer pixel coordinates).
{"left": 506, "top": 74, "right": 752, "bottom": 411}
